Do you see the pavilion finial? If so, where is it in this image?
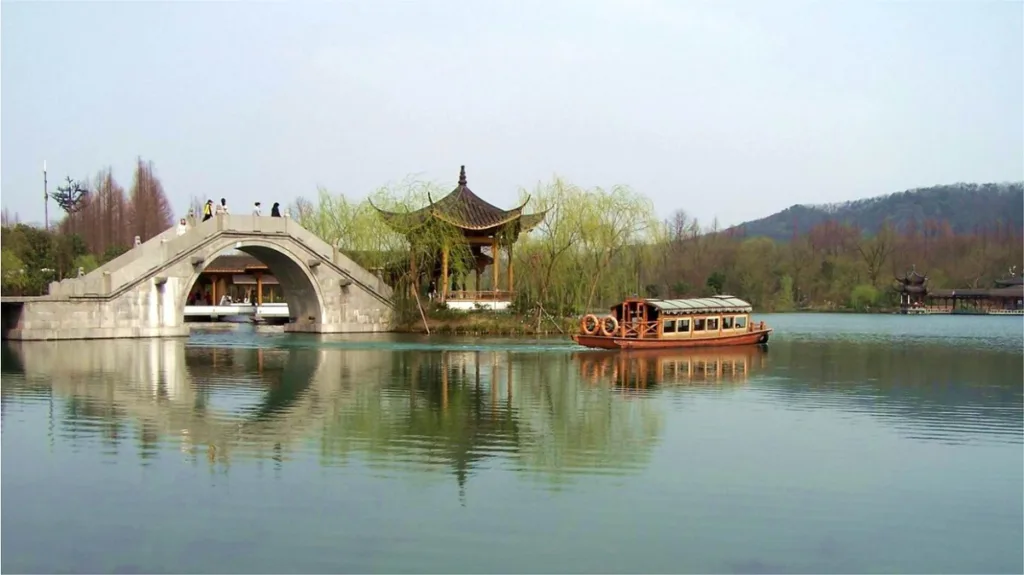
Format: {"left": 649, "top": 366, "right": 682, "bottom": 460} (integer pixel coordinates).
{"left": 458, "top": 165, "right": 467, "bottom": 186}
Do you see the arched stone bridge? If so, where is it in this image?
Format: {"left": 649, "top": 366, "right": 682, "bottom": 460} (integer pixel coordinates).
{"left": 1, "top": 215, "right": 393, "bottom": 340}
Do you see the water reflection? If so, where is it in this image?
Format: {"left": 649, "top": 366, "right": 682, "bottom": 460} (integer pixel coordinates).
{"left": 576, "top": 346, "right": 768, "bottom": 390}
{"left": 2, "top": 333, "right": 1022, "bottom": 574}
{"left": 5, "top": 340, "right": 716, "bottom": 490}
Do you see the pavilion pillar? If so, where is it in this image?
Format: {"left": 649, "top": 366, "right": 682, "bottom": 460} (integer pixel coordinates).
{"left": 256, "top": 273, "right": 263, "bottom": 305}
{"left": 507, "top": 244, "right": 514, "bottom": 298}
{"left": 475, "top": 268, "right": 480, "bottom": 296}
{"left": 491, "top": 239, "right": 499, "bottom": 296}
{"left": 441, "top": 244, "right": 449, "bottom": 302}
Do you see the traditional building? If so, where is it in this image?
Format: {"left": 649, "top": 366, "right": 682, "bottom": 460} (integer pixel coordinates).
{"left": 894, "top": 268, "right": 928, "bottom": 313}
{"left": 188, "top": 254, "right": 283, "bottom": 306}
{"left": 925, "top": 275, "right": 1024, "bottom": 314}
{"left": 370, "top": 165, "right": 547, "bottom": 310}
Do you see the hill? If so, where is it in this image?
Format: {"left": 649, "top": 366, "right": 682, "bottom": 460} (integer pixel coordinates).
{"left": 731, "top": 182, "right": 1024, "bottom": 241}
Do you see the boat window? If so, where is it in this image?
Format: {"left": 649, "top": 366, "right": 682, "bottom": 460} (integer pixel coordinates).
{"left": 735, "top": 316, "right": 747, "bottom": 329}
{"left": 664, "top": 319, "right": 676, "bottom": 333}
{"left": 694, "top": 318, "right": 706, "bottom": 331}
{"left": 678, "top": 319, "right": 690, "bottom": 333}
{"left": 723, "top": 316, "right": 734, "bottom": 329}
{"left": 707, "top": 317, "right": 719, "bottom": 330}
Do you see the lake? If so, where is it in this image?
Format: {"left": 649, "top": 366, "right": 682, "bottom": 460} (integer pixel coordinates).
{"left": 2, "top": 314, "right": 1022, "bottom": 574}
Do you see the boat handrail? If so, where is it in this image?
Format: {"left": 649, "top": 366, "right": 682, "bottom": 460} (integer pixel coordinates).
{"left": 619, "top": 319, "right": 660, "bottom": 339}
{"left": 609, "top": 317, "right": 765, "bottom": 339}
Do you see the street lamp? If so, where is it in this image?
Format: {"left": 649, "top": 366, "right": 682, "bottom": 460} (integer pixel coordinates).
{"left": 43, "top": 160, "right": 49, "bottom": 231}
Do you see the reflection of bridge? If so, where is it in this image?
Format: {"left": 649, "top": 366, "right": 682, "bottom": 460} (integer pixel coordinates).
{"left": 1, "top": 215, "right": 393, "bottom": 340}
{"left": 2, "top": 339, "right": 667, "bottom": 492}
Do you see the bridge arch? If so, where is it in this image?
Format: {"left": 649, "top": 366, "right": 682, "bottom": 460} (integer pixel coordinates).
{"left": 180, "top": 238, "right": 326, "bottom": 326}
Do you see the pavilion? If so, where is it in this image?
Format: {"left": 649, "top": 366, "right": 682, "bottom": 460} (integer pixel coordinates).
{"left": 370, "top": 166, "right": 547, "bottom": 310}
{"left": 893, "top": 268, "right": 929, "bottom": 313}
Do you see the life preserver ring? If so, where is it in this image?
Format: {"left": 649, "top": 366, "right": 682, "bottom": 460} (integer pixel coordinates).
{"left": 580, "top": 314, "right": 600, "bottom": 335}
{"left": 599, "top": 315, "right": 619, "bottom": 337}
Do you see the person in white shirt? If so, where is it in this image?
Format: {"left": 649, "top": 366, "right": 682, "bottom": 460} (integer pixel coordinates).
{"left": 253, "top": 201, "right": 262, "bottom": 216}
{"left": 176, "top": 218, "right": 188, "bottom": 236}
{"left": 215, "top": 198, "right": 228, "bottom": 215}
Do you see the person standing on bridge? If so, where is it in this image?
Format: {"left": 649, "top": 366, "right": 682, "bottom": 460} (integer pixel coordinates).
{"left": 271, "top": 202, "right": 281, "bottom": 217}
{"left": 253, "top": 201, "right": 262, "bottom": 216}
{"left": 202, "top": 199, "right": 214, "bottom": 222}
{"left": 215, "top": 198, "right": 229, "bottom": 216}
{"left": 177, "top": 218, "right": 188, "bottom": 236}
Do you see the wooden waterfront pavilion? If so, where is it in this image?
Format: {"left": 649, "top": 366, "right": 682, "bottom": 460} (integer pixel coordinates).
{"left": 893, "top": 268, "right": 929, "bottom": 313}
{"left": 370, "top": 165, "right": 547, "bottom": 305}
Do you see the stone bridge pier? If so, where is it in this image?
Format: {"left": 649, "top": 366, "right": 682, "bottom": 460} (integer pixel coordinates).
{"left": 1, "top": 215, "right": 394, "bottom": 340}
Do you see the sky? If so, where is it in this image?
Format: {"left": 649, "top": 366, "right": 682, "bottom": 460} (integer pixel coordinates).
{"left": 2, "top": 0, "right": 1022, "bottom": 228}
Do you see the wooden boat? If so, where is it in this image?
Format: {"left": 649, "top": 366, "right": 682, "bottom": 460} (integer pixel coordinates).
{"left": 571, "top": 295, "right": 772, "bottom": 350}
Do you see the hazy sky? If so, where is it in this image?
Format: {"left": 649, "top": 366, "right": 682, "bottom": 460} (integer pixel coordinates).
{"left": 2, "top": 0, "right": 1022, "bottom": 228}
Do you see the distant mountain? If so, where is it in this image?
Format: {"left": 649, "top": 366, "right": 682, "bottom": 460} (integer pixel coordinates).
{"left": 731, "top": 182, "right": 1024, "bottom": 241}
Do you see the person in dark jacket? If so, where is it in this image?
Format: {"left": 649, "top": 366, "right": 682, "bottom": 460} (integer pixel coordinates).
{"left": 271, "top": 202, "right": 282, "bottom": 217}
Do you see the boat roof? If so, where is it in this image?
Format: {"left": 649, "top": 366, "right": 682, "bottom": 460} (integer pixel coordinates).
{"left": 642, "top": 296, "right": 753, "bottom": 315}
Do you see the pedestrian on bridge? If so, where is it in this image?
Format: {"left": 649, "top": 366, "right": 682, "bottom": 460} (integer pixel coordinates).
{"left": 271, "top": 202, "right": 282, "bottom": 217}
{"left": 202, "top": 200, "right": 214, "bottom": 222}
{"left": 253, "top": 201, "right": 262, "bottom": 216}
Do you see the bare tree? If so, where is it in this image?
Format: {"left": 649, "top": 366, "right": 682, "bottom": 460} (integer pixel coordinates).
{"left": 128, "top": 158, "right": 174, "bottom": 243}
{"left": 856, "top": 221, "right": 896, "bottom": 287}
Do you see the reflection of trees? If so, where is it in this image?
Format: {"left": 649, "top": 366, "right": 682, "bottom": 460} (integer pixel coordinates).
{"left": 511, "top": 353, "right": 664, "bottom": 484}
{"left": 318, "top": 351, "right": 524, "bottom": 495}
{"left": 2, "top": 341, "right": 674, "bottom": 495}
{"left": 764, "top": 340, "right": 1023, "bottom": 439}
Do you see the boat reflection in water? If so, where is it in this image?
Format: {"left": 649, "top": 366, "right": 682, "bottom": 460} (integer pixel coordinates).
{"left": 574, "top": 345, "right": 768, "bottom": 390}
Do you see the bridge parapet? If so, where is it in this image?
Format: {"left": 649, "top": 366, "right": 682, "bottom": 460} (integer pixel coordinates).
{"left": 4, "top": 214, "right": 394, "bottom": 340}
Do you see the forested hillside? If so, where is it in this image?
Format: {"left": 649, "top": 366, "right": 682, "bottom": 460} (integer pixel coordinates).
{"left": 733, "top": 182, "right": 1024, "bottom": 240}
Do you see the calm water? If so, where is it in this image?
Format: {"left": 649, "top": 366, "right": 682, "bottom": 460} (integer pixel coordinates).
{"left": 2, "top": 314, "right": 1022, "bottom": 574}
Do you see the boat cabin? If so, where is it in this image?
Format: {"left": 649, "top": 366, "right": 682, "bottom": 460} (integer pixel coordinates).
{"left": 606, "top": 295, "right": 756, "bottom": 339}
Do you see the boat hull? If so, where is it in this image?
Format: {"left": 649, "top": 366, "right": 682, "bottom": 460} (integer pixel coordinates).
{"left": 571, "top": 329, "right": 772, "bottom": 350}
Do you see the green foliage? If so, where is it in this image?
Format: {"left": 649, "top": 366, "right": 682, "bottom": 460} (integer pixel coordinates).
{"left": 705, "top": 271, "right": 726, "bottom": 295}
{"left": 849, "top": 284, "right": 881, "bottom": 312}
{"left": 1, "top": 248, "right": 27, "bottom": 294}
{"left": 776, "top": 275, "right": 796, "bottom": 312}
{"left": 101, "top": 245, "right": 129, "bottom": 264}
{"left": 73, "top": 254, "right": 100, "bottom": 275}
{"left": 292, "top": 176, "right": 1023, "bottom": 316}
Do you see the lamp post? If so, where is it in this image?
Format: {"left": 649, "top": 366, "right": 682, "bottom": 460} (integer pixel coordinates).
{"left": 43, "top": 160, "right": 49, "bottom": 231}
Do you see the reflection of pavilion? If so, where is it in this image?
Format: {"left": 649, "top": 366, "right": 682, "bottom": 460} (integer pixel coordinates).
{"left": 575, "top": 346, "right": 768, "bottom": 389}
{"left": 3, "top": 340, "right": 665, "bottom": 499}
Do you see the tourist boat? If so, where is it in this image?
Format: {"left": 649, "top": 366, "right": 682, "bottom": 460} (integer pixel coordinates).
{"left": 572, "top": 295, "right": 772, "bottom": 350}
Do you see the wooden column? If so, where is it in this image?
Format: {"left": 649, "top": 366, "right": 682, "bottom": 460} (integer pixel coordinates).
{"left": 211, "top": 276, "right": 218, "bottom": 305}
{"left": 491, "top": 239, "right": 499, "bottom": 296}
{"left": 256, "top": 273, "right": 263, "bottom": 305}
{"left": 475, "top": 268, "right": 480, "bottom": 297}
{"left": 441, "top": 245, "right": 449, "bottom": 302}
{"left": 507, "top": 244, "right": 514, "bottom": 298}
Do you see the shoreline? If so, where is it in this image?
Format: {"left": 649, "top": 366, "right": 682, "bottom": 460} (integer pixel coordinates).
{"left": 183, "top": 307, "right": 1018, "bottom": 337}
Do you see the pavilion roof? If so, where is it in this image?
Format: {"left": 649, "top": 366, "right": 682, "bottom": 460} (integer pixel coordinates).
{"left": 370, "top": 166, "right": 547, "bottom": 233}
{"left": 895, "top": 268, "right": 927, "bottom": 285}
